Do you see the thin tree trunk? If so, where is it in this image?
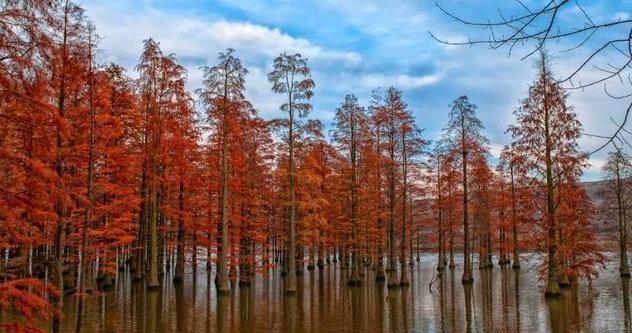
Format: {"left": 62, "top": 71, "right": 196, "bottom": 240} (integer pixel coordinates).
{"left": 286, "top": 73, "right": 298, "bottom": 294}
{"left": 52, "top": 3, "right": 70, "bottom": 331}
{"left": 76, "top": 28, "right": 96, "bottom": 333}
{"left": 147, "top": 168, "right": 160, "bottom": 290}
{"left": 616, "top": 157, "right": 630, "bottom": 276}
{"left": 348, "top": 118, "right": 361, "bottom": 286}
{"left": 387, "top": 116, "right": 399, "bottom": 288}
{"left": 400, "top": 131, "right": 409, "bottom": 286}
{"left": 217, "top": 87, "right": 231, "bottom": 294}
{"left": 543, "top": 68, "right": 560, "bottom": 297}
{"left": 437, "top": 161, "right": 445, "bottom": 273}
{"left": 510, "top": 161, "right": 520, "bottom": 270}
{"left": 461, "top": 113, "right": 473, "bottom": 283}
{"left": 174, "top": 180, "right": 185, "bottom": 283}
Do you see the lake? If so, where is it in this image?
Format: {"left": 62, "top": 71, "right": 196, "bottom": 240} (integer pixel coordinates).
{"left": 54, "top": 253, "right": 631, "bottom": 333}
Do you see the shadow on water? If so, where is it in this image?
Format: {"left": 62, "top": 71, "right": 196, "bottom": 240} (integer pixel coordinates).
{"left": 51, "top": 253, "right": 632, "bottom": 332}
{"left": 463, "top": 280, "right": 473, "bottom": 333}
{"left": 514, "top": 269, "right": 521, "bottom": 333}
{"left": 623, "top": 277, "right": 632, "bottom": 333}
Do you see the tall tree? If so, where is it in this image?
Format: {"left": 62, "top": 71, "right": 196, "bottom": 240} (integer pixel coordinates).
{"left": 498, "top": 144, "right": 525, "bottom": 269}
{"left": 135, "top": 38, "right": 188, "bottom": 290}
{"left": 373, "top": 87, "right": 411, "bottom": 288}
{"left": 163, "top": 79, "right": 198, "bottom": 285}
{"left": 368, "top": 92, "right": 387, "bottom": 281}
{"left": 427, "top": 143, "right": 447, "bottom": 273}
{"left": 602, "top": 148, "right": 632, "bottom": 277}
{"left": 267, "top": 53, "right": 314, "bottom": 294}
{"left": 398, "top": 106, "right": 425, "bottom": 285}
{"left": 469, "top": 144, "right": 492, "bottom": 269}
{"left": 48, "top": 2, "right": 89, "bottom": 330}
{"left": 333, "top": 94, "right": 366, "bottom": 286}
{"left": 508, "top": 53, "right": 586, "bottom": 296}
{"left": 0, "top": 1, "right": 59, "bottom": 331}
{"left": 443, "top": 95, "right": 487, "bottom": 283}
{"left": 74, "top": 23, "right": 96, "bottom": 333}
{"left": 198, "top": 49, "right": 250, "bottom": 294}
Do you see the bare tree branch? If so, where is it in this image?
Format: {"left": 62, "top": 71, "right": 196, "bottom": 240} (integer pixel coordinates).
{"left": 431, "top": 1, "right": 632, "bottom": 154}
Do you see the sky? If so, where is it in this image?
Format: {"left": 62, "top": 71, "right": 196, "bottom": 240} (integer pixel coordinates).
{"left": 81, "top": 0, "right": 632, "bottom": 181}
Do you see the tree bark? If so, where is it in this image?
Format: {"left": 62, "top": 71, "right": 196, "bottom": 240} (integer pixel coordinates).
{"left": 217, "top": 85, "right": 231, "bottom": 294}
{"left": 461, "top": 112, "right": 473, "bottom": 283}
{"left": 174, "top": 181, "right": 185, "bottom": 283}
{"left": 348, "top": 116, "right": 361, "bottom": 286}
{"left": 616, "top": 157, "right": 630, "bottom": 277}
{"left": 510, "top": 161, "right": 520, "bottom": 269}
{"left": 543, "top": 71, "right": 560, "bottom": 297}
{"left": 400, "top": 131, "right": 409, "bottom": 286}
{"left": 286, "top": 74, "right": 298, "bottom": 294}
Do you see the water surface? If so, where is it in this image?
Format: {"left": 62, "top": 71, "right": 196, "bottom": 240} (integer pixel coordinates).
{"left": 56, "top": 254, "right": 632, "bottom": 332}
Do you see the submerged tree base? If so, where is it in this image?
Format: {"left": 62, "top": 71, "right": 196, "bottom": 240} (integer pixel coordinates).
{"left": 217, "top": 289, "right": 231, "bottom": 296}
{"left": 347, "top": 279, "right": 362, "bottom": 286}
{"left": 558, "top": 275, "right": 571, "bottom": 288}
{"left": 462, "top": 272, "right": 474, "bottom": 284}
{"left": 545, "top": 280, "right": 561, "bottom": 298}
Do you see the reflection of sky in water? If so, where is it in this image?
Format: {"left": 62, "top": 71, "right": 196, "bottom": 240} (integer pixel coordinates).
{"left": 56, "top": 253, "right": 630, "bottom": 332}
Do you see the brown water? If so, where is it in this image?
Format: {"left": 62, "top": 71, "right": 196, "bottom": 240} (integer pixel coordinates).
{"left": 54, "top": 254, "right": 631, "bottom": 333}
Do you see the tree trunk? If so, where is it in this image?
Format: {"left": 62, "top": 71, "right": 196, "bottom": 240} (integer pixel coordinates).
{"left": 400, "top": 132, "right": 409, "bottom": 286}
{"left": 215, "top": 85, "right": 232, "bottom": 293}
{"left": 387, "top": 122, "right": 399, "bottom": 288}
{"left": 174, "top": 181, "right": 185, "bottom": 283}
{"left": 52, "top": 4, "right": 69, "bottom": 331}
{"left": 543, "top": 74, "right": 560, "bottom": 297}
{"left": 348, "top": 125, "right": 361, "bottom": 286}
{"left": 461, "top": 115, "right": 473, "bottom": 283}
{"left": 437, "top": 164, "right": 445, "bottom": 273}
{"left": 147, "top": 170, "right": 160, "bottom": 290}
{"left": 76, "top": 31, "right": 96, "bottom": 332}
{"left": 617, "top": 159, "right": 630, "bottom": 277}
{"left": 510, "top": 162, "right": 520, "bottom": 270}
{"left": 286, "top": 86, "right": 297, "bottom": 294}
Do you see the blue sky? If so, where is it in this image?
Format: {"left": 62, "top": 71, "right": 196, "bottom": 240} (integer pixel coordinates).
{"left": 82, "top": 0, "right": 632, "bottom": 180}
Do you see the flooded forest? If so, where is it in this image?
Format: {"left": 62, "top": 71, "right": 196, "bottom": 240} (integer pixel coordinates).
{"left": 1, "top": 1, "right": 632, "bottom": 332}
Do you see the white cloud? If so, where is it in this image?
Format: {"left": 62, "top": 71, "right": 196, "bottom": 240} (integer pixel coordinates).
{"left": 587, "top": 158, "right": 606, "bottom": 172}
{"left": 83, "top": 0, "right": 631, "bottom": 182}
{"left": 88, "top": 4, "right": 361, "bottom": 67}
{"left": 489, "top": 143, "right": 505, "bottom": 159}
{"left": 84, "top": 1, "right": 362, "bottom": 122}
{"left": 613, "top": 12, "right": 631, "bottom": 21}
{"left": 358, "top": 73, "right": 443, "bottom": 89}
{"left": 202, "top": 21, "right": 362, "bottom": 65}
{"left": 243, "top": 66, "right": 285, "bottom": 119}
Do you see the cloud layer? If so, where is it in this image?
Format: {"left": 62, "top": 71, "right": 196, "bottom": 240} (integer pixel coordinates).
{"left": 83, "top": 0, "right": 632, "bottom": 180}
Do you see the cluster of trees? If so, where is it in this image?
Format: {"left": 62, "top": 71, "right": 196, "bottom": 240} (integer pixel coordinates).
{"left": 602, "top": 149, "right": 632, "bottom": 278}
{"left": 0, "top": 1, "right": 618, "bottom": 332}
{"left": 428, "top": 53, "right": 605, "bottom": 296}
{"left": 0, "top": 1, "right": 426, "bottom": 331}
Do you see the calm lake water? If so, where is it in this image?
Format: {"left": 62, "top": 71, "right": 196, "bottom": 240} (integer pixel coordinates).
{"left": 54, "top": 253, "right": 631, "bottom": 333}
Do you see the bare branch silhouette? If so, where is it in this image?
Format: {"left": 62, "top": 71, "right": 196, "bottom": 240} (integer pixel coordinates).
{"left": 431, "top": 1, "right": 632, "bottom": 154}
